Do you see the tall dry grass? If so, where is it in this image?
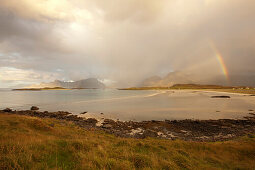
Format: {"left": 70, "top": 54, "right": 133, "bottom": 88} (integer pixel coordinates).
{"left": 0, "top": 113, "right": 255, "bottom": 169}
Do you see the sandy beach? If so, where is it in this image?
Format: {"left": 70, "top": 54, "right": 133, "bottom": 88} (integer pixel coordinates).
{"left": 1, "top": 89, "right": 255, "bottom": 121}
{"left": 75, "top": 89, "right": 255, "bottom": 121}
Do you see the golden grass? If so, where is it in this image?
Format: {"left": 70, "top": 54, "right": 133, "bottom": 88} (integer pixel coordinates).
{"left": 1, "top": 113, "right": 255, "bottom": 169}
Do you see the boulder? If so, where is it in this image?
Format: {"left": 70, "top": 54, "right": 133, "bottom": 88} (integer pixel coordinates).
{"left": 143, "top": 129, "right": 158, "bottom": 138}
{"left": 31, "top": 106, "right": 39, "bottom": 111}
{"left": 3, "top": 108, "right": 12, "bottom": 112}
{"left": 86, "top": 118, "right": 98, "bottom": 124}
{"left": 102, "top": 124, "right": 113, "bottom": 129}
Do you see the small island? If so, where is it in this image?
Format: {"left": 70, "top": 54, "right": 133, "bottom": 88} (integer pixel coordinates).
{"left": 12, "top": 87, "right": 69, "bottom": 91}
{"left": 12, "top": 78, "right": 106, "bottom": 91}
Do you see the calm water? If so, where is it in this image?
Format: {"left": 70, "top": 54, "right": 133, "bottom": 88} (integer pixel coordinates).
{"left": 0, "top": 88, "right": 254, "bottom": 121}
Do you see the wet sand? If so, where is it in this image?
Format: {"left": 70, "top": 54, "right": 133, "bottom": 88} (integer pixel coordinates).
{"left": 1, "top": 89, "right": 255, "bottom": 121}
{"left": 1, "top": 89, "right": 255, "bottom": 141}
{"left": 78, "top": 90, "right": 255, "bottom": 121}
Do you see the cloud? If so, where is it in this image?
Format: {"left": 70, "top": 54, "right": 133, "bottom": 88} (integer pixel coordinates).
{"left": 0, "top": 67, "right": 61, "bottom": 87}
{"left": 0, "top": 0, "right": 255, "bottom": 87}
{"left": 0, "top": 0, "right": 73, "bottom": 21}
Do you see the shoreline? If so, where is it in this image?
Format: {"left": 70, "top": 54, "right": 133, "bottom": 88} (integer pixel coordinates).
{"left": 1, "top": 108, "right": 255, "bottom": 142}
{"left": 10, "top": 87, "right": 255, "bottom": 95}
{"left": 12, "top": 87, "right": 102, "bottom": 91}
{"left": 119, "top": 85, "right": 255, "bottom": 95}
{"left": 122, "top": 88, "right": 255, "bottom": 95}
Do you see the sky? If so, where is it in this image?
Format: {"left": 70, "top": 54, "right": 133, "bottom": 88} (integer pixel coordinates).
{"left": 0, "top": 0, "right": 255, "bottom": 87}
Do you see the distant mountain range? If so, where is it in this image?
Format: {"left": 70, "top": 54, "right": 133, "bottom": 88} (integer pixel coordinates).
{"left": 141, "top": 72, "right": 196, "bottom": 87}
{"left": 28, "top": 78, "right": 105, "bottom": 89}
{"left": 141, "top": 71, "right": 255, "bottom": 87}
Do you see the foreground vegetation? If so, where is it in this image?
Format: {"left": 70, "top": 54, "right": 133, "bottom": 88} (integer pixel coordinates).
{"left": 1, "top": 114, "right": 255, "bottom": 169}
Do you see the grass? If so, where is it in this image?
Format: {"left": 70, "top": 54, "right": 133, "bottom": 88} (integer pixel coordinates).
{"left": 1, "top": 113, "right": 255, "bottom": 169}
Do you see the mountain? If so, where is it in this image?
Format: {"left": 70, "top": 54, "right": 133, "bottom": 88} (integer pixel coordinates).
{"left": 28, "top": 78, "right": 105, "bottom": 89}
{"left": 140, "top": 72, "right": 195, "bottom": 87}
{"left": 140, "top": 76, "right": 162, "bottom": 87}
{"left": 141, "top": 71, "right": 255, "bottom": 87}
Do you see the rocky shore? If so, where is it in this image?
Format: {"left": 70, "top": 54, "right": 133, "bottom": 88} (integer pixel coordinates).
{"left": 1, "top": 107, "right": 255, "bottom": 142}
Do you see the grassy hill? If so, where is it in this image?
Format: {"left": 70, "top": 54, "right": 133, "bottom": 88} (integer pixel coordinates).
{"left": 1, "top": 113, "right": 255, "bottom": 169}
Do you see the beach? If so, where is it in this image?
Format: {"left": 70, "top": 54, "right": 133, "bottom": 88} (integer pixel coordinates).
{"left": 1, "top": 89, "right": 255, "bottom": 121}
{"left": 1, "top": 88, "right": 255, "bottom": 141}
{"left": 1, "top": 104, "right": 255, "bottom": 142}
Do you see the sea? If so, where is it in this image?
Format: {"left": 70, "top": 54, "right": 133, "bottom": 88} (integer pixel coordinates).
{"left": 0, "top": 88, "right": 254, "bottom": 121}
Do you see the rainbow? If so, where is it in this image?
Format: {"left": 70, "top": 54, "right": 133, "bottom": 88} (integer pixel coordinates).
{"left": 209, "top": 42, "right": 229, "bottom": 80}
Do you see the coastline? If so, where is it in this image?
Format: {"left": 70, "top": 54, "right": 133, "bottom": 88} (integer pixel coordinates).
{"left": 12, "top": 87, "right": 103, "bottom": 91}
{"left": 119, "top": 84, "right": 255, "bottom": 95}
{"left": 1, "top": 108, "right": 255, "bottom": 142}
{"left": 2, "top": 89, "right": 255, "bottom": 121}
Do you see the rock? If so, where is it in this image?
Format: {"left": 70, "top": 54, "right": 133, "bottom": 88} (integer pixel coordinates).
{"left": 129, "top": 128, "right": 144, "bottom": 136}
{"left": 180, "top": 130, "right": 188, "bottom": 133}
{"left": 103, "top": 119, "right": 115, "bottom": 124}
{"left": 157, "top": 132, "right": 164, "bottom": 136}
{"left": 168, "top": 133, "right": 177, "bottom": 138}
{"left": 100, "top": 112, "right": 104, "bottom": 115}
{"left": 249, "top": 113, "right": 255, "bottom": 116}
{"left": 49, "top": 123, "right": 55, "bottom": 127}
{"left": 3, "top": 108, "right": 12, "bottom": 112}
{"left": 86, "top": 118, "right": 98, "bottom": 124}
{"left": 102, "top": 124, "right": 113, "bottom": 129}
{"left": 143, "top": 129, "right": 158, "bottom": 138}
{"left": 211, "top": 96, "right": 230, "bottom": 98}
{"left": 80, "top": 111, "right": 87, "bottom": 114}
{"left": 31, "top": 106, "right": 39, "bottom": 111}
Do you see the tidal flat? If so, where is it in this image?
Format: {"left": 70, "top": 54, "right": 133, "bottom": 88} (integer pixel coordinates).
{"left": 1, "top": 107, "right": 255, "bottom": 142}
{"left": 1, "top": 89, "right": 255, "bottom": 121}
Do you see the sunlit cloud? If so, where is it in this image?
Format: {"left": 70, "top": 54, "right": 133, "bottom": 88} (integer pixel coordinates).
{"left": 0, "top": 67, "right": 61, "bottom": 87}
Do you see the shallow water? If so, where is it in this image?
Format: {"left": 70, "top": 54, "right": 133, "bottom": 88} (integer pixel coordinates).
{"left": 0, "top": 89, "right": 254, "bottom": 121}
